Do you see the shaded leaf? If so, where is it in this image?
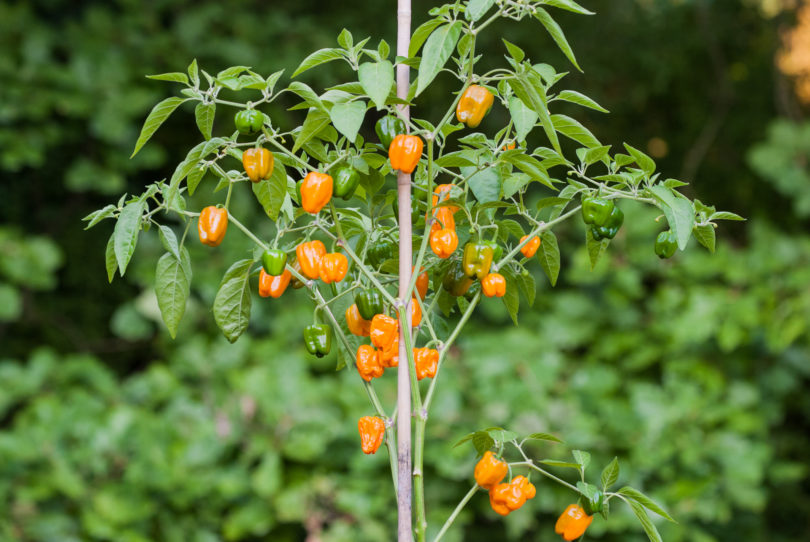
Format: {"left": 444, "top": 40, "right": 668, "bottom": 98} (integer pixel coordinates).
{"left": 131, "top": 97, "right": 187, "bottom": 158}
{"left": 538, "top": 231, "right": 560, "bottom": 286}
{"left": 416, "top": 22, "right": 462, "bottom": 96}
{"left": 213, "top": 259, "right": 253, "bottom": 343}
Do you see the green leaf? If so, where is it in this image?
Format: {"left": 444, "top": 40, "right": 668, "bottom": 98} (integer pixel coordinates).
{"left": 502, "top": 153, "right": 555, "bottom": 189}
{"left": 146, "top": 72, "right": 189, "bottom": 84}
{"left": 693, "top": 224, "right": 716, "bottom": 253}
{"left": 213, "top": 259, "right": 253, "bottom": 343}
{"left": 466, "top": 0, "right": 496, "bottom": 21}
{"left": 187, "top": 59, "right": 199, "bottom": 87}
{"left": 131, "top": 97, "right": 187, "bottom": 158}
{"left": 409, "top": 19, "right": 445, "bottom": 58}
{"left": 435, "top": 152, "right": 477, "bottom": 168}
{"left": 466, "top": 168, "right": 502, "bottom": 203}
{"left": 287, "top": 82, "right": 326, "bottom": 112}
{"left": 194, "top": 102, "right": 215, "bottom": 140}
{"left": 453, "top": 433, "right": 476, "bottom": 448}
{"left": 501, "top": 266, "right": 520, "bottom": 325}
{"left": 509, "top": 71, "right": 561, "bottom": 154}
{"left": 486, "top": 427, "right": 519, "bottom": 443}
{"left": 518, "top": 270, "right": 536, "bottom": 306}
{"left": 618, "top": 487, "right": 676, "bottom": 522}
{"left": 187, "top": 165, "right": 207, "bottom": 196}
{"left": 252, "top": 161, "right": 287, "bottom": 221}
{"left": 155, "top": 250, "right": 190, "bottom": 339}
{"left": 105, "top": 233, "right": 117, "bottom": 283}
{"left": 329, "top": 100, "right": 366, "bottom": 142}
{"left": 337, "top": 28, "right": 353, "bottom": 49}
{"left": 552, "top": 114, "right": 601, "bottom": 148}
{"left": 293, "top": 108, "right": 331, "bottom": 153}
{"left": 543, "top": 0, "right": 595, "bottom": 15}
{"left": 572, "top": 449, "right": 591, "bottom": 470}
{"left": 555, "top": 90, "right": 608, "bottom": 112}
{"left": 583, "top": 145, "right": 611, "bottom": 166}
{"left": 416, "top": 22, "right": 462, "bottom": 96}
{"left": 472, "top": 431, "right": 496, "bottom": 455}
{"left": 623, "top": 143, "right": 656, "bottom": 175}
{"left": 293, "top": 48, "right": 345, "bottom": 77}
{"left": 508, "top": 96, "right": 538, "bottom": 142}
{"left": 601, "top": 457, "right": 620, "bottom": 490}
{"left": 359, "top": 61, "right": 394, "bottom": 110}
{"left": 503, "top": 174, "right": 532, "bottom": 199}
{"left": 577, "top": 481, "right": 600, "bottom": 501}
{"left": 533, "top": 8, "right": 581, "bottom": 71}
{"left": 538, "top": 231, "right": 560, "bottom": 286}
{"left": 627, "top": 499, "right": 664, "bottom": 542}
{"left": 113, "top": 199, "right": 145, "bottom": 275}
{"left": 83, "top": 204, "right": 117, "bottom": 230}
{"left": 649, "top": 185, "right": 695, "bottom": 250}
{"left": 710, "top": 211, "right": 745, "bottom": 221}
{"left": 525, "top": 432, "right": 563, "bottom": 443}
{"left": 539, "top": 459, "right": 581, "bottom": 469}
{"left": 586, "top": 227, "right": 610, "bottom": 270}
{"left": 157, "top": 225, "right": 180, "bottom": 261}
{"left": 502, "top": 38, "right": 525, "bottom": 63}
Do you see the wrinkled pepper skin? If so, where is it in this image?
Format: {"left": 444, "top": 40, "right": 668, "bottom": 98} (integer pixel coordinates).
{"left": 296, "top": 240, "right": 326, "bottom": 280}
{"left": 413, "top": 347, "right": 439, "bottom": 380}
{"left": 415, "top": 267, "right": 429, "bottom": 299}
{"left": 520, "top": 235, "right": 541, "bottom": 258}
{"left": 655, "top": 230, "right": 678, "bottom": 259}
{"left": 430, "top": 228, "right": 458, "bottom": 259}
{"left": 370, "top": 314, "right": 398, "bottom": 350}
{"left": 258, "top": 268, "right": 291, "bottom": 298}
{"left": 443, "top": 263, "right": 474, "bottom": 297}
{"left": 489, "top": 476, "right": 536, "bottom": 516}
{"left": 555, "top": 504, "right": 593, "bottom": 541}
{"left": 356, "top": 344, "right": 384, "bottom": 381}
{"left": 379, "top": 335, "right": 399, "bottom": 368}
{"left": 242, "top": 147, "right": 274, "bottom": 182}
{"left": 367, "top": 240, "right": 395, "bottom": 268}
{"left": 303, "top": 324, "right": 332, "bottom": 358}
{"left": 333, "top": 166, "right": 360, "bottom": 200}
{"left": 481, "top": 273, "right": 506, "bottom": 298}
{"left": 198, "top": 206, "right": 228, "bottom": 247}
{"left": 318, "top": 253, "right": 348, "bottom": 284}
{"left": 591, "top": 205, "right": 624, "bottom": 240}
{"left": 456, "top": 84, "right": 494, "bottom": 128}
{"left": 375, "top": 115, "right": 406, "bottom": 149}
{"left": 462, "top": 242, "right": 494, "bottom": 279}
{"left": 300, "top": 172, "right": 333, "bottom": 214}
{"left": 474, "top": 451, "right": 508, "bottom": 490}
{"left": 346, "top": 304, "right": 371, "bottom": 337}
{"left": 581, "top": 196, "right": 615, "bottom": 226}
{"left": 261, "top": 249, "right": 288, "bottom": 276}
{"left": 389, "top": 134, "right": 423, "bottom": 174}
{"left": 358, "top": 416, "right": 385, "bottom": 454}
{"left": 355, "top": 289, "right": 384, "bottom": 321}
{"left": 511, "top": 475, "right": 536, "bottom": 500}
{"left": 429, "top": 207, "right": 456, "bottom": 234}
{"left": 234, "top": 109, "right": 264, "bottom": 134}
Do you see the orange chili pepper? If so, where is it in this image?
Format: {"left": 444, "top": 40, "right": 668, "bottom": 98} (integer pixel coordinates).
{"left": 511, "top": 475, "right": 536, "bottom": 500}
{"left": 346, "top": 304, "right": 372, "bottom": 337}
{"left": 410, "top": 297, "right": 422, "bottom": 327}
{"left": 431, "top": 183, "right": 460, "bottom": 215}
{"left": 415, "top": 267, "right": 429, "bottom": 299}
{"left": 258, "top": 268, "right": 291, "bottom": 298}
{"left": 456, "top": 84, "right": 494, "bottom": 128}
{"left": 414, "top": 347, "right": 439, "bottom": 380}
{"left": 370, "top": 314, "right": 398, "bottom": 350}
{"left": 242, "top": 147, "right": 274, "bottom": 182}
{"left": 358, "top": 416, "right": 385, "bottom": 454}
{"left": 474, "top": 451, "right": 508, "bottom": 490}
{"left": 318, "top": 253, "right": 348, "bottom": 284}
{"left": 489, "top": 476, "right": 536, "bottom": 516}
{"left": 555, "top": 504, "right": 593, "bottom": 541}
{"left": 481, "top": 273, "right": 506, "bottom": 298}
{"left": 430, "top": 206, "right": 456, "bottom": 235}
{"left": 389, "top": 134, "right": 423, "bottom": 174}
{"left": 295, "top": 240, "right": 326, "bottom": 280}
{"left": 356, "top": 344, "right": 384, "bottom": 382}
{"left": 503, "top": 141, "right": 516, "bottom": 150}
{"left": 520, "top": 235, "right": 541, "bottom": 258}
{"left": 198, "top": 206, "right": 228, "bottom": 247}
{"left": 300, "top": 171, "right": 333, "bottom": 214}
{"left": 430, "top": 228, "right": 458, "bottom": 259}
{"left": 379, "top": 334, "right": 399, "bottom": 368}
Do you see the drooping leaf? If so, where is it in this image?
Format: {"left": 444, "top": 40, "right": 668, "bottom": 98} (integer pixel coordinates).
{"left": 649, "top": 185, "right": 695, "bottom": 250}
{"left": 466, "top": 0, "right": 496, "bottom": 21}
{"left": 586, "top": 226, "right": 610, "bottom": 270}
{"left": 416, "top": 22, "right": 462, "bottom": 96}
{"left": 194, "top": 102, "right": 215, "bottom": 140}
{"left": 155, "top": 250, "right": 191, "bottom": 339}
{"left": 693, "top": 224, "right": 716, "bottom": 253}
{"left": 618, "top": 487, "right": 676, "bottom": 522}
{"left": 533, "top": 8, "right": 581, "bottom": 71}
{"left": 555, "top": 90, "right": 608, "bottom": 113}
{"left": 359, "top": 61, "right": 394, "bottom": 110}
{"left": 552, "top": 114, "right": 601, "bottom": 148}
{"left": 293, "top": 48, "right": 345, "bottom": 77}
{"left": 105, "top": 233, "right": 117, "bottom": 283}
{"left": 409, "top": 19, "right": 445, "bottom": 58}
{"left": 213, "top": 259, "right": 253, "bottom": 343}
{"left": 293, "top": 108, "right": 331, "bottom": 152}
{"left": 508, "top": 96, "right": 538, "bottom": 142}
{"left": 252, "top": 161, "right": 287, "bottom": 221}
{"left": 626, "top": 500, "right": 664, "bottom": 542}
{"left": 466, "top": 167, "right": 502, "bottom": 203}
{"left": 113, "top": 199, "right": 145, "bottom": 275}
{"left": 538, "top": 231, "right": 560, "bottom": 286}
{"left": 509, "top": 71, "right": 561, "bottom": 154}
{"left": 131, "top": 97, "right": 187, "bottom": 158}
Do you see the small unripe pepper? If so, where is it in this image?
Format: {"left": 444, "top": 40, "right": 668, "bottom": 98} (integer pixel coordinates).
{"left": 415, "top": 267, "right": 429, "bottom": 299}
{"left": 333, "top": 165, "right": 360, "bottom": 200}
{"left": 358, "top": 416, "right": 385, "bottom": 454}
{"left": 655, "top": 230, "right": 678, "bottom": 259}
{"left": 443, "top": 263, "right": 473, "bottom": 297}
{"left": 482, "top": 239, "right": 503, "bottom": 261}
{"left": 296, "top": 240, "right": 326, "bottom": 280}
{"left": 430, "top": 228, "right": 458, "bottom": 259}
{"left": 462, "top": 242, "right": 495, "bottom": 279}
{"left": 554, "top": 504, "right": 593, "bottom": 541}
{"left": 355, "top": 289, "right": 384, "bottom": 321}
{"left": 481, "top": 273, "right": 506, "bottom": 298}
{"left": 356, "top": 344, "right": 384, "bottom": 381}
{"left": 261, "top": 249, "right": 288, "bottom": 276}
{"left": 367, "top": 239, "right": 395, "bottom": 267}
{"left": 456, "top": 84, "right": 494, "bottom": 128}
{"left": 370, "top": 314, "right": 398, "bottom": 350}
{"left": 258, "top": 268, "right": 291, "bottom": 298}
{"left": 581, "top": 196, "right": 615, "bottom": 226}
{"left": 375, "top": 115, "right": 406, "bottom": 149}
{"left": 346, "top": 304, "right": 372, "bottom": 337}
{"left": 591, "top": 205, "right": 624, "bottom": 240}
{"left": 242, "top": 147, "right": 274, "bottom": 182}
{"left": 303, "top": 324, "right": 332, "bottom": 358}
{"left": 520, "top": 235, "right": 541, "bottom": 258}
{"left": 198, "top": 206, "right": 228, "bottom": 247}
{"left": 389, "top": 134, "right": 423, "bottom": 174}
{"left": 474, "top": 451, "right": 508, "bottom": 490}
{"left": 300, "top": 172, "right": 333, "bottom": 214}
{"left": 234, "top": 109, "right": 264, "bottom": 134}
{"left": 318, "top": 253, "right": 348, "bottom": 284}
{"left": 414, "top": 347, "right": 439, "bottom": 380}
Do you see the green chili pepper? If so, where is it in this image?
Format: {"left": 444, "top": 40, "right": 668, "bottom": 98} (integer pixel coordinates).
{"left": 333, "top": 166, "right": 360, "bottom": 200}
{"left": 581, "top": 196, "right": 615, "bottom": 226}
{"left": 462, "top": 242, "right": 494, "bottom": 279}
{"left": 355, "top": 289, "right": 384, "bottom": 320}
{"left": 375, "top": 115, "right": 406, "bottom": 149}
{"left": 261, "top": 249, "right": 288, "bottom": 276}
{"left": 654, "top": 230, "right": 678, "bottom": 259}
{"left": 367, "top": 239, "right": 395, "bottom": 268}
{"left": 234, "top": 109, "right": 264, "bottom": 135}
{"left": 443, "top": 262, "right": 474, "bottom": 297}
{"left": 303, "top": 324, "right": 332, "bottom": 358}
{"left": 591, "top": 206, "right": 624, "bottom": 240}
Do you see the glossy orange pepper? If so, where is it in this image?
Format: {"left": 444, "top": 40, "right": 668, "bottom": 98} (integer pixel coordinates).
{"left": 430, "top": 206, "right": 456, "bottom": 234}
{"left": 474, "top": 451, "right": 508, "bottom": 490}
{"left": 410, "top": 297, "right": 422, "bottom": 327}
{"left": 346, "top": 304, "right": 371, "bottom": 336}
{"left": 555, "top": 504, "right": 593, "bottom": 541}
{"left": 389, "top": 134, "right": 423, "bottom": 174}
{"left": 430, "top": 228, "right": 458, "bottom": 259}
{"left": 318, "top": 253, "right": 348, "bottom": 284}
{"left": 296, "top": 240, "right": 326, "bottom": 280}
{"left": 430, "top": 184, "right": 460, "bottom": 215}
{"left": 415, "top": 267, "right": 429, "bottom": 299}
{"left": 520, "top": 235, "right": 541, "bottom": 258}
{"left": 511, "top": 475, "right": 536, "bottom": 500}
{"left": 481, "top": 273, "right": 506, "bottom": 298}
{"left": 300, "top": 172, "right": 333, "bottom": 214}
{"left": 356, "top": 344, "right": 384, "bottom": 382}
{"left": 489, "top": 476, "right": 536, "bottom": 516}
{"left": 358, "top": 416, "right": 385, "bottom": 454}
{"left": 379, "top": 334, "right": 399, "bottom": 368}
{"left": 258, "top": 268, "right": 291, "bottom": 298}
{"left": 456, "top": 85, "right": 494, "bottom": 128}
{"left": 370, "top": 314, "right": 398, "bottom": 350}
{"left": 414, "top": 347, "right": 439, "bottom": 380}
{"left": 242, "top": 147, "right": 274, "bottom": 182}
{"left": 503, "top": 141, "right": 516, "bottom": 150}
{"left": 198, "top": 206, "right": 228, "bottom": 247}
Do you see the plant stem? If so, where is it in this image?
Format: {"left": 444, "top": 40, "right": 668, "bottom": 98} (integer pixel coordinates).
{"left": 432, "top": 485, "right": 479, "bottom": 542}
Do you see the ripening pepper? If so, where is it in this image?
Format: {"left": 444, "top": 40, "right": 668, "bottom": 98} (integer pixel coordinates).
{"left": 503, "top": 141, "right": 516, "bottom": 150}
{"left": 367, "top": 239, "right": 395, "bottom": 268}
{"left": 582, "top": 489, "right": 604, "bottom": 515}
{"left": 261, "top": 248, "right": 288, "bottom": 276}
{"left": 655, "top": 230, "right": 678, "bottom": 259}
{"left": 300, "top": 172, "right": 333, "bottom": 214}
{"left": 482, "top": 239, "right": 503, "bottom": 261}
{"left": 481, "top": 273, "right": 506, "bottom": 298}
{"left": 355, "top": 289, "right": 384, "bottom": 321}
{"left": 415, "top": 267, "right": 429, "bottom": 299}
{"left": 346, "top": 304, "right": 372, "bottom": 337}
{"left": 591, "top": 205, "right": 624, "bottom": 241}
{"left": 258, "top": 268, "right": 291, "bottom": 298}
{"left": 318, "top": 253, "right": 348, "bottom": 284}
{"left": 462, "top": 242, "right": 494, "bottom": 279}
{"left": 456, "top": 84, "right": 494, "bottom": 128}
{"left": 290, "top": 261, "right": 306, "bottom": 289}
{"left": 389, "top": 134, "right": 423, "bottom": 174}
{"left": 430, "top": 228, "right": 458, "bottom": 259}
{"left": 554, "top": 504, "right": 593, "bottom": 541}
{"left": 333, "top": 166, "right": 360, "bottom": 200}
{"left": 410, "top": 297, "right": 422, "bottom": 327}
{"left": 375, "top": 115, "right": 406, "bottom": 149}
{"left": 430, "top": 207, "right": 456, "bottom": 234}
{"left": 520, "top": 235, "right": 541, "bottom": 258}
{"left": 474, "top": 451, "right": 508, "bottom": 490}
{"left": 234, "top": 109, "right": 264, "bottom": 134}
{"left": 242, "top": 147, "right": 274, "bottom": 182}
{"left": 296, "top": 240, "right": 326, "bottom": 280}
{"left": 414, "top": 347, "right": 439, "bottom": 380}
{"left": 356, "top": 344, "right": 384, "bottom": 381}
{"left": 443, "top": 263, "right": 474, "bottom": 297}
{"left": 370, "top": 314, "right": 398, "bottom": 350}
{"left": 379, "top": 334, "right": 399, "bottom": 368}
{"left": 581, "top": 196, "right": 615, "bottom": 226}
{"left": 198, "top": 206, "right": 228, "bottom": 247}
{"left": 358, "top": 416, "right": 385, "bottom": 454}
{"left": 303, "top": 324, "right": 332, "bottom": 358}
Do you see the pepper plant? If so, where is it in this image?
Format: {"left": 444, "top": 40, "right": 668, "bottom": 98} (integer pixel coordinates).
{"left": 84, "top": 0, "right": 743, "bottom": 540}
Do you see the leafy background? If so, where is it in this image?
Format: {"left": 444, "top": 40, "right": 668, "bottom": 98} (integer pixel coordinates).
{"left": 1, "top": 0, "right": 808, "bottom": 541}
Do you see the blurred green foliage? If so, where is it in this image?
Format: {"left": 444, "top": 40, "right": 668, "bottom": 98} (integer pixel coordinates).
{"left": 0, "top": 0, "right": 808, "bottom": 541}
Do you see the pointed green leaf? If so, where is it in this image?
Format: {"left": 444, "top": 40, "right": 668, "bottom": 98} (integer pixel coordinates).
{"left": 502, "top": 153, "right": 555, "bottom": 189}
{"left": 534, "top": 7, "right": 581, "bottom": 71}
{"left": 293, "top": 108, "right": 331, "bottom": 152}
{"left": 155, "top": 250, "right": 191, "bottom": 339}
{"left": 555, "top": 90, "right": 608, "bottom": 113}
{"left": 508, "top": 96, "right": 538, "bottom": 142}
{"left": 252, "top": 161, "right": 287, "bottom": 221}
{"left": 83, "top": 205, "right": 117, "bottom": 230}
{"left": 416, "top": 22, "right": 462, "bottom": 96}
{"left": 572, "top": 450, "right": 591, "bottom": 469}
{"left": 146, "top": 72, "right": 189, "bottom": 84}
{"left": 213, "top": 259, "right": 253, "bottom": 343}
{"left": 710, "top": 211, "right": 745, "bottom": 221}
{"left": 329, "top": 100, "right": 366, "bottom": 142}
{"left": 293, "top": 48, "right": 345, "bottom": 77}
{"left": 619, "top": 487, "right": 676, "bottom": 523}
{"left": 502, "top": 38, "right": 525, "bottom": 63}
{"left": 552, "top": 114, "right": 601, "bottom": 148}
{"left": 543, "top": 0, "right": 595, "bottom": 15}
{"left": 649, "top": 185, "right": 695, "bottom": 250}
{"left": 466, "top": 0, "right": 496, "bottom": 21}
{"left": 601, "top": 457, "right": 619, "bottom": 489}
{"left": 627, "top": 499, "right": 664, "bottom": 542}
{"left": 359, "top": 61, "right": 395, "bottom": 110}
{"left": 131, "top": 97, "right": 187, "bottom": 158}
{"left": 538, "top": 231, "right": 560, "bottom": 286}
{"left": 409, "top": 19, "right": 445, "bottom": 58}
{"left": 693, "top": 224, "right": 716, "bottom": 253}
{"left": 287, "top": 82, "right": 326, "bottom": 112}
{"left": 509, "top": 72, "right": 561, "bottom": 154}
{"left": 526, "top": 432, "right": 563, "bottom": 443}
{"left": 194, "top": 102, "right": 215, "bottom": 140}
{"left": 623, "top": 143, "right": 656, "bottom": 175}
{"left": 105, "top": 233, "right": 117, "bottom": 283}
{"left": 501, "top": 266, "right": 520, "bottom": 325}
{"left": 466, "top": 167, "right": 502, "bottom": 203}
{"left": 586, "top": 226, "right": 610, "bottom": 270}
{"left": 539, "top": 459, "right": 581, "bottom": 469}
{"left": 113, "top": 199, "right": 145, "bottom": 275}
